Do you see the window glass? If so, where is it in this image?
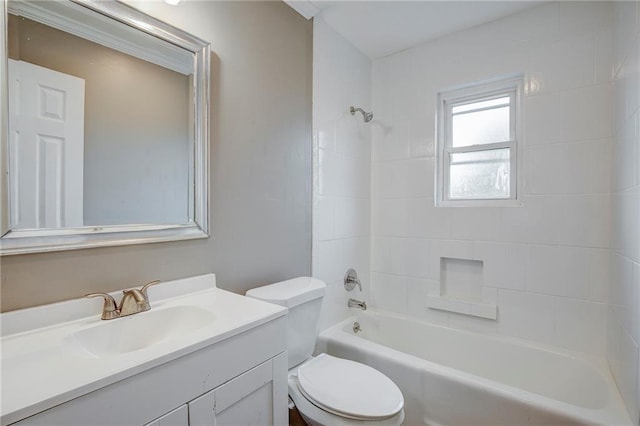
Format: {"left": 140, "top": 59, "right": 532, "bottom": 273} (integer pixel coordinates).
{"left": 451, "top": 106, "right": 510, "bottom": 147}
{"left": 449, "top": 148, "right": 510, "bottom": 200}
{"left": 451, "top": 96, "right": 509, "bottom": 114}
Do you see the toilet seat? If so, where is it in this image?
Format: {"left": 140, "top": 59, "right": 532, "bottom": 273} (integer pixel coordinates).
{"left": 295, "top": 354, "right": 404, "bottom": 421}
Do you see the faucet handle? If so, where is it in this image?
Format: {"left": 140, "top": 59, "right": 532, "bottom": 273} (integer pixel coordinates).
{"left": 140, "top": 280, "right": 161, "bottom": 298}
{"left": 344, "top": 268, "right": 362, "bottom": 292}
{"left": 85, "top": 293, "right": 119, "bottom": 320}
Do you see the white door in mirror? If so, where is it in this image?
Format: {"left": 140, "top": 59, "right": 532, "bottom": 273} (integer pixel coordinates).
{"left": 8, "top": 59, "right": 84, "bottom": 229}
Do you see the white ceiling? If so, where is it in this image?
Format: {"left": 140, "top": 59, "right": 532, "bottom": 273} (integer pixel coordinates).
{"left": 297, "top": 1, "right": 543, "bottom": 59}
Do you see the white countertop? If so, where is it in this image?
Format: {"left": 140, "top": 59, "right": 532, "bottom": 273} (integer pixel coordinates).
{"left": 0, "top": 274, "right": 286, "bottom": 425}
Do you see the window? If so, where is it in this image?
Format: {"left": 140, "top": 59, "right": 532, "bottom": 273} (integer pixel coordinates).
{"left": 436, "top": 75, "right": 523, "bottom": 206}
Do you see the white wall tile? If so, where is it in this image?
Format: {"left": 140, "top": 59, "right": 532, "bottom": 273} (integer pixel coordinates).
{"left": 554, "top": 297, "right": 607, "bottom": 355}
{"left": 608, "top": 304, "right": 623, "bottom": 379}
{"left": 312, "top": 17, "right": 372, "bottom": 330}
{"left": 623, "top": 46, "right": 640, "bottom": 119}
{"left": 525, "top": 92, "right": 563, "bottom": 145}
{"left": 609, "top": 2, "right": 640, "bottom": 420}
{"left": 409, "top": 118, "right": 435, "bottom": 158}
{"left": 612, "top": 115, "right": 638, "bottom": 192}
{"left": 335, "top": 155, "right": 371, "bottom": 198}
{"left": 562, "top": 84, "right": 612, "bottom": 142}
{"left": 559, "top": 194, "right": 610, "bottom": 248}
{"left": 619, "top": 188, "right": 640, "bottom": 262}
{"left": 372, "top": 158, "right": 433, "bottom": 199}
{"left": 372, "top": 119, "right": 411, "bottom": 162}
{"left": 595, "top": 30, "right": 615, "bottom": 84}
{"left": 317, "top": 124, "right": 336, "bottom": 152}
{"left": 406, "top": 198, "right": 453, "bottom": 240}
{"left": 371, "top": 237, "right": 390, "bottom": 273}
{"left": 474, "top": 242, "right": 527, "bottom": 291}
{"left": 336, "top": 115, "right": 370, "bottom": 160}
{"left": 524, "top": 139, "right": 611, "bottom": 195}
{"left": 372, "top": 272, "right": 408, "bottom": 313}
{"left": 388, "top": 238, "right": 431, "bottom": 278}
{"left": 372, "top": 198, "right": 409, "bottom": 237}
{"left": 315, "top": 196, "right": 334, "bottom": 241}
{"left": 314, "top": 239, "right": 341, "bottom": 284}
{"left": 317, "top": 147, "right": 339, "bottom": 196}
{"left": 497, "top": 290, "right": 556, "bottom": 345}
{"left": 528, "top": 34, "right": 595, "bottom": 94}
{"left": 588, "top": 248, "right": 610, "bottom": 303}
{"left": 334, "top": 197, "right": 370, "bottom": 239}
{"left": 614, "top": 1, "right": 638, "bottom": 76}
{"left": 525, "top": 245, "right": 590, "bottom": 299}
{"left": 630, "top": 262, "right": 640, "bottom": 345}
{"left": 500, "top": 196, "right": 563, "bottom": 245}
{"left": 449, "top": 208, "right": 503, "bottom": 241}
{"left": 317, "top": 279, "right": 351, "bottom": 333}
{"left": 636, "top": 113, "right": 640, "bottom": 186}
{"left": 436, "top": 239, "right": 476, "bottom": 263}
{"left": 610, "top": 253, "right": 634, "bottom": 307}
{"left": 637, "top": 348, "right": 640, "bottom": 426}
{"left": 406, "top": 278, "right": 452, "bottom": 326}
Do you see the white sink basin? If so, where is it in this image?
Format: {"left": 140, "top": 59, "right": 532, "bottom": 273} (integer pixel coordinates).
{"left": 63, "top": 305, "right": 215, "bottom": 357}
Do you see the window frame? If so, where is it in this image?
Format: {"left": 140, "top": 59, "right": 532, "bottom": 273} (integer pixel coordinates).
{"left": 436, "top": 74, "right": 524, "bottom": 207}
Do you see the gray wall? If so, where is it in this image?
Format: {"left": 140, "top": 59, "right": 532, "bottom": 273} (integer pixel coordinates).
{"left": 0, "top": 0, "right": 313, "bottom": 312}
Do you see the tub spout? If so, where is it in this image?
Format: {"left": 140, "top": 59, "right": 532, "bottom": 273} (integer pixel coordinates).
{"left": 348, "top": 298, "right": 367, "bottom": 310}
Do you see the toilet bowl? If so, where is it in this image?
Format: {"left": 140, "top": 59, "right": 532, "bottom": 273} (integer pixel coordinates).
{"left": 246, "top": 277, "right": 405, "bottom": 426}
{"left": 288, "top": 354, "right": 404, "bottom": 426}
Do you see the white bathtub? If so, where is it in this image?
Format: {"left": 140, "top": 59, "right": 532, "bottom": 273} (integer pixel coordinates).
{"left": 316, "top": 310, "right": 632, "bottom": 426}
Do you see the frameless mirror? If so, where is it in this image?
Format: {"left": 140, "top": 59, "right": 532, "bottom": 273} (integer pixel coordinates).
{"left": 0, "top": 0, "right": 210, "bottom": 255}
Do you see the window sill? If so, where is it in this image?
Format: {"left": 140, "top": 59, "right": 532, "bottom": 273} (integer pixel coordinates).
{"left": 436, "top": 199, "right": 523, "bottom": 208}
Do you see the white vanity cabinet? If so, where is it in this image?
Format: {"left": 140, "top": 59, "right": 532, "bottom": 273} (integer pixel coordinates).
{"left": 188, "top": 356, "right": 282, "bottom": 425}
{"left": 145, "top": 405, "right": 188, "bottom": 426}
{"left": 9, "top": 316, "right": 288, "bottom": 426}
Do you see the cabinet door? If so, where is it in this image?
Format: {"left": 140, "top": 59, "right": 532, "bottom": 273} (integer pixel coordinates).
{"left": 189, "top": 353, "right": 287, "bottom": 426}
{"left": 144, "top": 405, "right": 188, "bottom": 426}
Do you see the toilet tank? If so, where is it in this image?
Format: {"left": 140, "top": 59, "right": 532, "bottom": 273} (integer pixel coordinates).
{"left": 246, "top": 277, "right": 326, "bottom": 369}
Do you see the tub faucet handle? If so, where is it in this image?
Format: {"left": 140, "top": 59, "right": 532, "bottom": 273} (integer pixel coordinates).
{"left": 344, "top": 268, "right": 362, "bottom": 292}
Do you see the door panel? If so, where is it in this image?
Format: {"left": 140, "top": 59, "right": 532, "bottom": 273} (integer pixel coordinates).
{"left": 8, "top": 59, "right": 84, "bottom": 229}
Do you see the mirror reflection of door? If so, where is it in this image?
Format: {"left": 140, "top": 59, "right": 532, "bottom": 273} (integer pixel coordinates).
{"left": 8, "top": 59, "right": 85, "bottom": 229}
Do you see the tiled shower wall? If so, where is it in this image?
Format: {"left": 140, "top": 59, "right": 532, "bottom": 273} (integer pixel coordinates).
{"left": 608, "top": 1, "right": 640, "bottom": 422}
{"left": 371, "top": 2, "right": 613, "bottom": 356}
{"left": 312, "top": 17, "right": 372, "bottom": 331}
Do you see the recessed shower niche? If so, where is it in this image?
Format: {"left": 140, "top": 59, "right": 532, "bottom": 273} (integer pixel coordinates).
{"left": 426, "top": 257, "right": 497, "bottom": 320}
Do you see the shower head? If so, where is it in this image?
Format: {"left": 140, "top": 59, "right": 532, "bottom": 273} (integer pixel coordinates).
{"left": 350, "top": 106, "right": 373, "bottom": 123}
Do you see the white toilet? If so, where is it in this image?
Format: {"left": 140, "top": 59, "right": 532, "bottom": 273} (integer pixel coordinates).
{"left": 246, "top": 277, "right": 405, "bottom": 426}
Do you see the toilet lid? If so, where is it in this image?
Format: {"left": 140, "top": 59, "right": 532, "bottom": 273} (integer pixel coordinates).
{"left": 296, "top": 354, "right": 404, "bottom": 420}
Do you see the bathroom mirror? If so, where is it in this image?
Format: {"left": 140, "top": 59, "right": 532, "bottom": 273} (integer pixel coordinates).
{"left": 0, "top": 0, "right": 210, "bottom": 255}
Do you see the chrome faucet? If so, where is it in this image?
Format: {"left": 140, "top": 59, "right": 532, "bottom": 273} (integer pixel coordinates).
{"left": 348, "top": 298, "right": 367, "bottom": 310}
{"left": 86, "top": 280, "right": 161, "bottom": 320}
